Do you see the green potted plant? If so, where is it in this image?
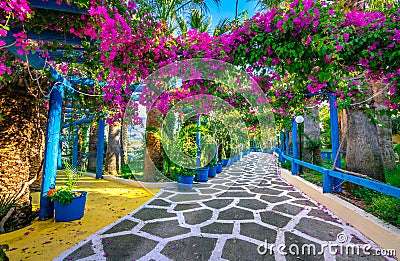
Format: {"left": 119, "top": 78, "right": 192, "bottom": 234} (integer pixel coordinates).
{"left": 177, "top": 168, "right": 196, "bottom": 189}
{"left": 207, "top": 157, "right": 218, "bottom": 178}
{"left": 46, "top": 162, "right": 88, "bottom": 222}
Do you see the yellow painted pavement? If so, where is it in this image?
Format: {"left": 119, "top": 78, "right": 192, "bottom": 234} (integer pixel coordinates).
{"left": 0, "top": 174, "right": 158, "bottom": 261}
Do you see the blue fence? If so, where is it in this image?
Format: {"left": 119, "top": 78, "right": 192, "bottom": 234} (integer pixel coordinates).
{"left": 321, "top": 150, "right": 346, "bottom": 161}
{"left": 274, "top": 147, "right": 400, "bottom": 199}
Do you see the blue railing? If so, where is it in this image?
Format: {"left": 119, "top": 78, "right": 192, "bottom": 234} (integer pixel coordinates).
{"left": 321, "top": 150, "right": 346, "bottom": 161}
{"left": 274, "top": 147, "right": 400, "bottom": 199}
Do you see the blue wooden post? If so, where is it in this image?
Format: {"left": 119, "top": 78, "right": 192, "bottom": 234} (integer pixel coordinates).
{"left": 285, "top": 132, "right": 290, "bottom": 155}
{"left": 72, "top": 126, "right": 79, "bottom": 169}
{"left": 57, "top": 140, "right": 62, "bottom": 170}
{"left": 279, "top": 132, "right": 284, "bottom": 162}
{"left": 96, "top": 119, "right": 105, "bottom": 179}
{"left": 196, "top": 117, "right": 201, "bottom": 168}
{"left": 329, "top": 94, "right": 342, "bottom": 192}
{"left": 291, "top": 119, "right": 299, "bottom": 175}
{"left": 322, "top": 169, "right": 333, "bottom": 193}
{"left": 39, "top": 83, "right": 63, "bottom": 220}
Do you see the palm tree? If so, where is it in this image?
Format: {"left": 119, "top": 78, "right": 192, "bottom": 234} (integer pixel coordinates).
{"left": 142, "top": 0, "right": 221, "bottom": 34}
{"left": 105, "top": 122, "right": 121, "bottom": 176}
{"left": 0, "top": 69, "right": 48, "bottom": 233}
{"left": 177, "top": 9, "right": 212, "bottom": 35}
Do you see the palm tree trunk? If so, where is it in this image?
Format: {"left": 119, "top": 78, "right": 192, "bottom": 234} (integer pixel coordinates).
{"left": 346, "top": 107, "right": 386, "bottom": 182}
{"left": 29, "top": 100, "right": 47, "bottom": 192}
{"left": 87, "top": 121, "right": 98, "bottom": 172}
{"left": 121, "top": 119, "right": 128, "bottom": 166}
{"left": 0, "top": 85, "right": 36, "bottom": 233}
{"left": 235, "top": 0, "right": 239, "bottom": 20}
{"left": 372, "top": 81, "right": 396, "bottom": 170}
{"left": 303, "top": 106, "right": 322, "bottom": 165}
{"left": 106, "top": 122, "right": 121, "bottom": 176}
{"left": 144, "top": 106, "right": 163, "bottom": 181}
{"left": 339, "top": 109, "right": 348, "bottom": 154}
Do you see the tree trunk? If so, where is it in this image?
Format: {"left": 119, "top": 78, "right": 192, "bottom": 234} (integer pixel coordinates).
{"left": 339, "top": 109, "right": 348, "bottom": 152}
{"left": 87, "top": 121, "right": 98, "bottom": 172}
{"left": 29, "top": 99, "right": 47, "bottom": 192}
{"left": 372, "top": 81, "right": 396, "bottom": 170}
{"left": 144, "top": 106, "right": 163, "bottom": 181}
{"left": 346, "top": 107, "right": 385, "bottom": 182}
{"left": 121, "top": 119, "right": 128, "bottom": 166}
{"left": 106, "top": 122, "right": 121, "bottom": 176}
{"left": 0, "top": 85, "right": 36, "bottom": 233}
{"left": 303, "top": 106, "right": 323, "bottom": 165}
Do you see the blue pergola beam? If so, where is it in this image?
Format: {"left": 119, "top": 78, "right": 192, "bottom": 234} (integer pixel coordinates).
{"left": 96, "top": 119, "right": 105, "bottom": 179}
{"left": 291, "top": 119, "right": 299, "bottom": 175}
{"left": 39, "top": 83, "right": 64, "bottom": 219}
{"left": 196, "top": 117, "right": 201, "bottom": 168}
{"left": 29, "top": 0, "right": 88, "bottom": 14}
{"left": 62, "top": 117, "right": 92, "bottom": 128}
{"left": 72, "top": 126, "right": 79, "bottom": 169}
{"left": 20, "top": 29, "right": 85, "bottom": 46}
{"left": 329, "top": 94, "right": 342, "bottom": 193}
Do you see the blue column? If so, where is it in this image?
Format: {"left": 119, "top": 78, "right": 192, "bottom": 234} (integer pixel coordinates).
{"left": 279, "top": 132, "right": 284, "bottom": 161}
{"left": 39, "top": 83, "right": 63, "bottom": 220}
{"left": 196, "top": 117, "right": 201, "bottom": 168}
{"left": 285, "top": 132, "right": 290, "bottom": 155}
{"left": 72, "top": 126, "right": 79, "bottom": 169}
{"left": 322, "top": 169, "right": 333, "bottom": 193}
{"left": 329, "top": 94, "right": 342, "bottom": 192}
{"left": 96, "top": 119, "right": 105, "bottom": 179}
{"left": 291, "top": 119, "right": 299, "bottom": 175}
{"left": 57, "top": 140, "right": 62, "bottom": 170}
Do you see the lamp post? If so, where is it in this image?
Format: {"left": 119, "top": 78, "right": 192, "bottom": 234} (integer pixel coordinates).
{"left": 295, "top": 115, "right": 304, "bottom": 173}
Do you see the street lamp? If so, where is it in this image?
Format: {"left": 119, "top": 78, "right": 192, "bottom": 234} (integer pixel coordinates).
{"left": 295, "top": 116, "right": 304, "bottom": 173}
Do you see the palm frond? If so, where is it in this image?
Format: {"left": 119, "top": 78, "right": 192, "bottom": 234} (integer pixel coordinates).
{"left": 213, "top": 17, "right": 231, "bottom": 36}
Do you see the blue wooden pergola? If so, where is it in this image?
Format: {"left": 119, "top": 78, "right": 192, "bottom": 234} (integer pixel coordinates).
{"left": 1, "top": 1, "right": 107, "bottom": 219}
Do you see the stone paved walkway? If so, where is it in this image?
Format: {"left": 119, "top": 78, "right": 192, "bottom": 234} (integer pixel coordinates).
{"left": 56, "top": 153, "right": 394, "bottom": 261}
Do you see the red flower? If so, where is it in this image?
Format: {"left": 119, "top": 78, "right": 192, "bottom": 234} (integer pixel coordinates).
{"left": 46, "top": 189, "right": 56, "bottom": 197}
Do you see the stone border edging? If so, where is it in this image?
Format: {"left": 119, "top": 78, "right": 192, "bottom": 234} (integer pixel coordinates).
{"left": 280, "top": 168, "right": 400, "bottom": 260}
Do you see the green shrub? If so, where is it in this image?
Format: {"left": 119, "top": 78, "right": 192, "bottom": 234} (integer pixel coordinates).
{"left": 281, "top": 160, "right": 291, "bottom": 170}
{"left": 0, "top": 244, "right": 9, "bottom": 261}
{"left": 385, "top": 164, "right": 400, "bottom": 188}
{"left": 365, "top": 196, "right": 400, "bottom": 227}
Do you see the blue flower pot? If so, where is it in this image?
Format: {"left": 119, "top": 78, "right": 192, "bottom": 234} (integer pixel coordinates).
{"left": 222, "top": 158, "right": 229, "bottom": 167}
{"left": 177, "top": 175, "right": 194, "bottom": 189}
{"left": 227, "top": 158, "right": 233, "bottom": 166}
{"left": 216, "top": 162, "right": 223, "bottom": 173}
{"left": 54, "top": 191, "right": 88, "bottom": 222}
{"left": 208, "top": 166, "right": 217, "bottom": 178}
{"left": 195, "top": 167, "right": 209, "bottom": 182}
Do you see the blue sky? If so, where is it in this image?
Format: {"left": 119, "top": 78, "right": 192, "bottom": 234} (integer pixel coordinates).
{"left": 209, "top": 0, "right": 258, "bottom": 30}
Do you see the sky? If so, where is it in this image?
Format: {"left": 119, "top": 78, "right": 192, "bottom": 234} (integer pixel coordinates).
{"left": 209, "top": 0, "right": 258, "bottom": 31}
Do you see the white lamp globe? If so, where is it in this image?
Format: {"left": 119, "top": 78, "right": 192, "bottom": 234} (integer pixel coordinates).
{"left": 295, "top": 115, "right": 304, "bottom": 124}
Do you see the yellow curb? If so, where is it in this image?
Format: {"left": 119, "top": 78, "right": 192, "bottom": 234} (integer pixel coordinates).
{"left": 280, "top": 168, "right": 400, "bottom": 260}
{"left": 0, "top": 175, "right": 158, "bottom": 261}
